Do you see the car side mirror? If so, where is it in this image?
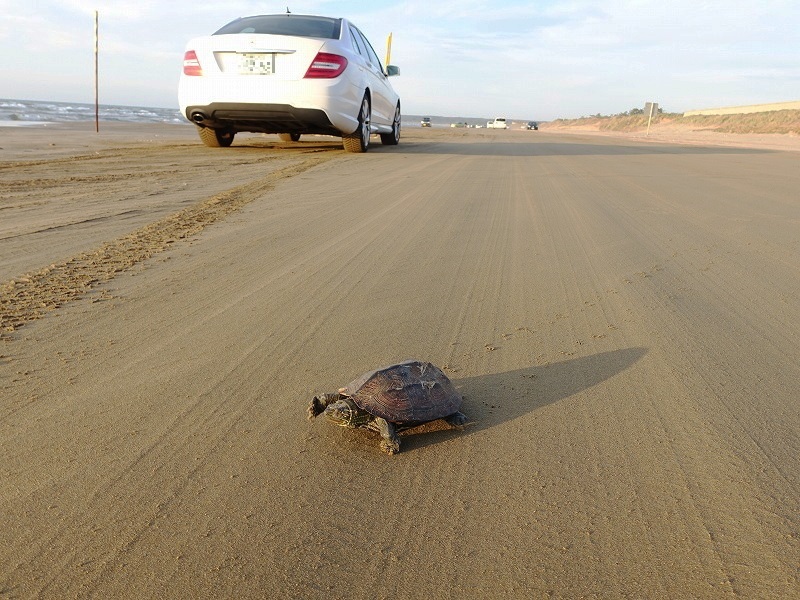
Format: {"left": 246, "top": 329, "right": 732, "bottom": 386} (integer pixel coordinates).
{"left": 386, "top": 65, "right": 400, "bottom": 76}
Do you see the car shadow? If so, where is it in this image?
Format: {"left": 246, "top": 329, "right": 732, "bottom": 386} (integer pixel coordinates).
{"left": 395, "top": 140, "right": 774, "bottom": 157}
{"left": 197, "top": 136, "right": 774, "bottom": 157}
{"left": 398, "top": 347, "right": 648, "bottom": 452}
{"left": 231, "top": 139, "right": 344, "bottom": 152}
{"left": 227, "top": 139, "right": 419, "bottom": 155}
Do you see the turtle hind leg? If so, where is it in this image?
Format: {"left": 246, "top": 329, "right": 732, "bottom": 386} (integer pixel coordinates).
{"left": 444, "top": 411, "right": 469, "bottom": 429}
{"left": 307, "top": 393, "right": 338, "bottom": 420}
{"left": 374, "top": 418, "right": 401, "bottom": 455}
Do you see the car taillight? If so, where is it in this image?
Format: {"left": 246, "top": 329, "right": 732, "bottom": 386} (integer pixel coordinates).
{"left": 183, "top": 51, "right": 202, "bottom": 76}
{"left": 304, "top": 52, "right": 348, "bottom": 78}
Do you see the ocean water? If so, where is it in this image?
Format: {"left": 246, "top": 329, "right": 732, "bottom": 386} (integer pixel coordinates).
{"left": 0, "top": 98, "right": 186, "bottom": 126}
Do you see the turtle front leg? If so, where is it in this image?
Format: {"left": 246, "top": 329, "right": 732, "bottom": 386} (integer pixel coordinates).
{"left": 307, "top": 393, "right": 339, "bottom": 420}
{"left": 444, "top": 411, "right": 469, "bottom": 429}
{"left": 374, "top": 417, "right": 401, "bottom": 455}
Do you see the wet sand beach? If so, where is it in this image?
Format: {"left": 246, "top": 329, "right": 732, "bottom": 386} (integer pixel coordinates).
{"left": 1, "top": 123, "right": 799, "bottom": 598}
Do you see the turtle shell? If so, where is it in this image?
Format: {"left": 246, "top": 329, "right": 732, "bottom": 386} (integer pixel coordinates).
{"left": 342, "top": 360, "right": 462, "bottom": 423}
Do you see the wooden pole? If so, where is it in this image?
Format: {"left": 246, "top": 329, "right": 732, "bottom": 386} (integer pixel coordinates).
{"left": 385, "top": 32, "right": 392, "bottom": 67}
{"left": 94, "top": 10, "right": 99, "bottom": 132}
{"left": 646, "top": 101, "right": 655, "bottom": 137}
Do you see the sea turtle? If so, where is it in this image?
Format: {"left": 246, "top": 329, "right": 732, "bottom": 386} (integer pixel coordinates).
{"left": 307, "top": 359, "right": 468, "bottom": 454}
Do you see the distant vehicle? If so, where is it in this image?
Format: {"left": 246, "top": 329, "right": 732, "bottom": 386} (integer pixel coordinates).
{"left": 420, "top": 117, "right": 431, "bottom": 127}
{"left": 486, "top": 117, "right": 508, "bottom": 129}
{"left": 178, "top": 13, "right": 401, "bottom": 153}
{"left": 526, "top": 121, "right": 538, "bottom": 130}
{"left": 450, "top": 122, "right": 467, "bottom": 128}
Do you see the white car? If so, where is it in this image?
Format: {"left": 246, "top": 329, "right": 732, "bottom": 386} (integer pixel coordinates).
{"left": 178, "top": 13, "right": 401, "bottom": 152}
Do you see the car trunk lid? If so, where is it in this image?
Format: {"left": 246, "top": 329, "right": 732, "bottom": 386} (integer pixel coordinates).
{"left": 197, "top": 34, "right": 329, "bottom": 81}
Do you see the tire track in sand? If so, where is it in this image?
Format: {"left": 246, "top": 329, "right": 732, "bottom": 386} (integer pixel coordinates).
{"left": 0, "top": 152, "right": 337, "bottom": 340}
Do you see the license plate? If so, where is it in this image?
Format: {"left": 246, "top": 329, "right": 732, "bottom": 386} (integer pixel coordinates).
{"left": 239, "top": 53, "right": 273, "bottom": 75}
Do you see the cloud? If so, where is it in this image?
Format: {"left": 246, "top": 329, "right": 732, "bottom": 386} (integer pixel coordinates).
{"left": 2, "top": 1, "right": 799, "bottom": 116}
{"left": 389, "top": 0, "right": 800, "bottom": 115}
{"left": 55, "top": 0, "right": 160, "bottom": 20}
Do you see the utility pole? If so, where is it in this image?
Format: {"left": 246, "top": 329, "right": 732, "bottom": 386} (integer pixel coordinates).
{"left": 94, "top": 10, "right": 99, "bottom": 132}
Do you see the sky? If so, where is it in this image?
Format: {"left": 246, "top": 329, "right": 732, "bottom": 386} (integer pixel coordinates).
{"left": 2, "top": 0, "right": 799, "bottom": 121}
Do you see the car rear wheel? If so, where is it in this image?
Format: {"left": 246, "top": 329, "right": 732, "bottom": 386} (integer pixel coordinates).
{"left": 343, "top": 94, "right": 370, "bottom": 153}
{"left": 198, "top": 127, "right": 235, "bottom": 148}
{"left": 278, "top": 133, "right": 301, "bottom": 142}
{"left": 380, "top": 104, "right": 401, "bottom": 146}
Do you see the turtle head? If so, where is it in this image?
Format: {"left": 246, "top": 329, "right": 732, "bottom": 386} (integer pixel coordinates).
{"left": 322, "top": 396, "right": 372, "bottom": 428}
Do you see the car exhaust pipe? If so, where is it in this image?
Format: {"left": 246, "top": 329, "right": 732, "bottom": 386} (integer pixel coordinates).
{"left": 191, "top": 112, "right": 207, "bottom": 124}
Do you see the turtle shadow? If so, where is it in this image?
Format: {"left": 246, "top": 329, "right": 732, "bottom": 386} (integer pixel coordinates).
{"left": 398, "top": 347, "right": 648, "bottom": 452}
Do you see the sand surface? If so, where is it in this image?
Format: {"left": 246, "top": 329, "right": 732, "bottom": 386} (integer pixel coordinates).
{"left": 1, "top": 123, "right": 799, "bottom": 598}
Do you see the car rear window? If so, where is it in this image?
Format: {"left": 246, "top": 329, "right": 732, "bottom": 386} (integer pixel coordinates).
{"left": 214, "top": 15, "right": 342, "bottom": 39}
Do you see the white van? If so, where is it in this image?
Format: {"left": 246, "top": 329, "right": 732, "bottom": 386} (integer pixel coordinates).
{"left": 486, "top": 118, "right": 508, "bottom": 129}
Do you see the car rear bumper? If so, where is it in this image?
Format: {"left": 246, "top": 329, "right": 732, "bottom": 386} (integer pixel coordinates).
{"left": 179, "top": 74, "right": 361, "bottom": 135}
{"left": 184, "top": 102, "right": 342, "bottom": 135}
